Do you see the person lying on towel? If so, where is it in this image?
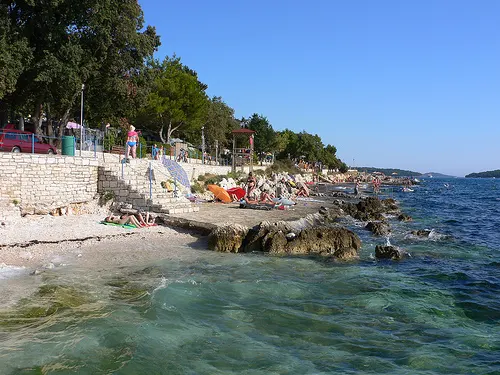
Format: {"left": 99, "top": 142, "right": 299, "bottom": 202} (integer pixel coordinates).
{"left": 104, "top": 214, "right": 142, "bottom": 227}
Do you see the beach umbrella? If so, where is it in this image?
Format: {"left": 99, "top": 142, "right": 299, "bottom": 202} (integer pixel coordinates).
{"left": 160, "top": 157, "right": 191, "bottom": 188}
{"left": 207, "top": 185, "right": 232, "bottom": 203}
{"left": 227, "top": 187, "right": 246, "bottom": 200}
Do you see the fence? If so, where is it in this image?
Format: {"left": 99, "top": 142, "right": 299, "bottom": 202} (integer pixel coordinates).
{"left": 0, "top": 128, "right": 105, "bottom": 156}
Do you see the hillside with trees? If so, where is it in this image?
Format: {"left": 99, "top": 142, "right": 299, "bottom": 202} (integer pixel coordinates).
{"left": 0, "top": 1, "right": 346, "bottom": 170}
{"left": 465, "top": 170, "right": 500, "bottom": 178}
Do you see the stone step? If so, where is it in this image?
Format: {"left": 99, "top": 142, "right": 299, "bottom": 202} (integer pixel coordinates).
{"left": 163, "top": 206, "right": 199, "bottom": 214}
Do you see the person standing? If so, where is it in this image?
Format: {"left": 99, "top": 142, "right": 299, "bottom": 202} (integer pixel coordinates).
{"left": 246, "top": 172, "right": 257, "bottom": 198}
{"left": 126, "top": 125, "right": 139, "bottom": 159}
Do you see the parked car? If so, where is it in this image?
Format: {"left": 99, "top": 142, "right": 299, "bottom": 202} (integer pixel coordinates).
{"left": 0, "top": 129, "right": 57, "bottom": 154}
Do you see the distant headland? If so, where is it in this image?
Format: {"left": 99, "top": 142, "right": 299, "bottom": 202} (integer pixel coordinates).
{"left": 465, "top": 170, "right": 500, "bottom": 178}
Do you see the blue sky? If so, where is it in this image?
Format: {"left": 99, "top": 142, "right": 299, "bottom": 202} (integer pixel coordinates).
{"left": 139, "top": 0, "right": 499, "bottom": 176}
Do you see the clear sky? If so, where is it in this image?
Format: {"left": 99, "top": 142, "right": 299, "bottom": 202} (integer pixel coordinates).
{"left": 139, "top": 0, "right": 499, "bottom": 177}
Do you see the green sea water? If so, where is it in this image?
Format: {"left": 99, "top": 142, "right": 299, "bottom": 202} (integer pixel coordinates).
{"left": 0, "top": 178, "right": 499, "bottom": 374}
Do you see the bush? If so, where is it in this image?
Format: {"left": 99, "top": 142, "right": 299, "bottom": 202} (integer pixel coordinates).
{"left": 266, "top": 159, "right": 301, "bottom": 175}
{"left": 191, "top": 182, "right": 204, "bottom": 194}
{"left": 205, "top": 175, "right": 223, "bottom": 186}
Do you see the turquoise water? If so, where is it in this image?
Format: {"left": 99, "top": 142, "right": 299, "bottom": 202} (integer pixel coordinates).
{"left": 1, "top": 178, "right": 499, "bottom": 374}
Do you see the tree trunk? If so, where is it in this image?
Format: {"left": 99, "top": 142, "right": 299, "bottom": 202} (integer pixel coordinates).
{"left": 19, "top": 116, "right": 24, "bottom": 131}
{"left": 32, "top": 101, "right": 43, "bottom": 136}
{"left": 159, "top": 123, "right": 166, "bottom": 144}
{"left": 167, "top": 120, "right": 172, "bottom": 144}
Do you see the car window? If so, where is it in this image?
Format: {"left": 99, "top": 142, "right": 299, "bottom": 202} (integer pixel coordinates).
{"left": 19, "top": 134, "right": 30, "bottom": 142}
{"left": 5, "top": 133, "right": 18, "bottom": 140}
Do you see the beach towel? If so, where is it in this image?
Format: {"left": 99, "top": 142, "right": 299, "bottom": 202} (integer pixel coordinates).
{"left": 100, "top": 221, "right": 137, "bottom": 229}
{"left": 239, "top": 202, "right": 274, "bottom": 211}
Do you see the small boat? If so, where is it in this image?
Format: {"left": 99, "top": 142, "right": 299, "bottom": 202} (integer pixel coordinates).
{"left": 402, "top": 187, "right": 414, "bottom": 192}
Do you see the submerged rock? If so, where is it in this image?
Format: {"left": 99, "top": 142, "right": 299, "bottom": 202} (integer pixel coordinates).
{"left": 411, "top": 229, "right": 432, "bottom": 237}
{"left": 365, "top": 221, "right": 391, "bottom": 236}
{"left": 398, "top": 213, "right": 413, "bottom": 222}
{"left": 375, "top": 245, "right": 408, "bottom": 260}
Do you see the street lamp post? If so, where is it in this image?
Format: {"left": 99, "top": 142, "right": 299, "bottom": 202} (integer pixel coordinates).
{"left": 215, "top": 139, "right": 218, "bottom": 165}
{"left": 201, "top": 126, "right": 205, "bottom": 164}
{"left": 80, "top": 83, "right": 85, "bottom": 156}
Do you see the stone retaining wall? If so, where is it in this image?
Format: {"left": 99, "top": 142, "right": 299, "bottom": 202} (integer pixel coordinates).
{"left": 0, "top": 153, "right": 99, "bottom": 211}
{"left": 0, "top": 152, "right": 268, "bottom": 215}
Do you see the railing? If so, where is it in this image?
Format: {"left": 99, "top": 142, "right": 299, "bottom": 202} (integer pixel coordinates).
{"left": 0, "top": 129, "right": 104, "bottom": 156}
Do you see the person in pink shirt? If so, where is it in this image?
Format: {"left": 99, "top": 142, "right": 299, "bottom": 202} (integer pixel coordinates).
{"left": 126, "top": 125, "right": 139, "bottom": 158}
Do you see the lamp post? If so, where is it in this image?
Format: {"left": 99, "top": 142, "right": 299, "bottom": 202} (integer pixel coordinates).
{"left": 80, "top": 83, "right": 85, "bottom": 156}
{"left": 215, "top": 139, "right": 218, "bottom": 165}
{"left": 201, "top": 126, "right": 205, "bottom": 164}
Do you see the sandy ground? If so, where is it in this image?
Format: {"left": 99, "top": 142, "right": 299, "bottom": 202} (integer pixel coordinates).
{"left": 0, "top": 213, "right": 202, "bottom": 269}
{"left": 0, "top": 198, "right": 328, "bottom": 270}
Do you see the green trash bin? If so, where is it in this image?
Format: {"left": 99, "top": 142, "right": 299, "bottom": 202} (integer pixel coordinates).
{"left": 61, "top": 136, "right": 75, "bottom": 156}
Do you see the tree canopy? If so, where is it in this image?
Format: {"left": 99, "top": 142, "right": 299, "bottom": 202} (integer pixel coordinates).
{"left": 0, "top": 0, "right": 347, "bottom": 170}
{"left": 136, "top": 56, "right": 208, "bottom": 144}
{"left": 1, "top": 0, "right": 159, "bottom": 137}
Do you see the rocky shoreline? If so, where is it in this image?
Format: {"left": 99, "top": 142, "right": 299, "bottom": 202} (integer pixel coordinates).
{"left": 0, "top": 187, "right": 415, "bottom": 273}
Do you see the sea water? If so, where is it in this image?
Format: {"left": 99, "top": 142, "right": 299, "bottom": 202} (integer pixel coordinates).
{"left": 0, "top": 178, "right": 499, "bottom": 374}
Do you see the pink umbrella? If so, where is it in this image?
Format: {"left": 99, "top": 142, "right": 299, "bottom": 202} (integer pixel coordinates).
{"left": 66, "top": 121, "right": 81, "bottom": 129}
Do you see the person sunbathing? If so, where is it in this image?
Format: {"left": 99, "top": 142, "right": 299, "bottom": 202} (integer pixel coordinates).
{"left": 135, "top": 212, "right": 156, "bottom": 226}
{"left": 104, "top": 214, "right": 142, "bottom": 227}
{"left": 259, "top": 190, "right": 275, "bottom": 204}
{"left": 242, "top": 195, "right": 276, "bottom": 208}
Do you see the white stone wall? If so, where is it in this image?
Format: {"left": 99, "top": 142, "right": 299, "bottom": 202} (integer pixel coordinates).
{"left": 0, "top": 152, "right": 268, "bottom": 215}
{"left": 0, "top": 153, "right": 99, "bottom": 209}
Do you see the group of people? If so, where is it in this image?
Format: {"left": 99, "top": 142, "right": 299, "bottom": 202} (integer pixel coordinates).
{"left": 152, "top": 144, "right": 165, "bottom": 160}
{"left": 239, "top": 172, "right": 298, "bottom": 209}
{"left": 104, "top": 212, "right": 156, "bottom": 228}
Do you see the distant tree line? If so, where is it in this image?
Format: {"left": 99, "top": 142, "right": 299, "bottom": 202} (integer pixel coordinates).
{"left": 465, "top": 170, "right": 500, "bottom": 178}
{"left": 0, "top": 1, "right": 345, "bottom": 169}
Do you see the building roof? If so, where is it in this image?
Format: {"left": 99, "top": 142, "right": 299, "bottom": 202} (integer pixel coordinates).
{"left": 232, "top": 128, "right": 256, "bottom": 134}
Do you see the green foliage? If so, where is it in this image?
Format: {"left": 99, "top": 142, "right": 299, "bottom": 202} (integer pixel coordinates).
{"left": 339, "top": 162, "right": 349, "bottom": 173}
{"left": 204, "top": 96, "right": 239, "bottom": 151}
{"left": 101, "top": 190, "right": 115, "bottom": 203}
{"left": 204, "top": 175, "right": 223, "bottom": 186}
{"left": 465, "top": 169, "right": 500, "bottom": 178}
{"left": 266, "top": 159, "right": 301, "bottom": 175}
{"left": 247, "top": 113, "right": 276, "bottom": 153}
{"left": 136, "top": 56, "right": 209, "bottom": 144}
{"left": 137, "top": 136, "right": 148, "bottom": 158}
{"left": 197, "top": 174, "right": 206, "bottom": 182}
{"left": 2, "top": 0, "right": 159, "bottom": 136}
{"left": 103, "top": 131, "right": 118, "bottom": 151}
{"left": 191, "top": 182, "right": 204, "bottom": 194}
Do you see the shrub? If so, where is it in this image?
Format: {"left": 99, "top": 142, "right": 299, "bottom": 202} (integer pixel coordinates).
{"left": 266, "top": 159, "right": 301, "bottom": 175}
{"left": 191, "top": 182, "right": 204, "bottom": 194}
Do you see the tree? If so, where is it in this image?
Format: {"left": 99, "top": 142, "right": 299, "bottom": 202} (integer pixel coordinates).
{"left": 247, "top": 113, "right": 276, "bottom": 154}
{"left": 138, "top": 56, "right": 209, "bottom": 144}
{"left": 3, "top": 0, "right": 159, "bottom": 138}
{"left": 204, "top": 96, "right": 239, "bottom": 151}
{"left": 0, "top": 3, "right": 31, "bottom": 100}
{"left": 295, "top": 131, "right": 324, "bottom": 162}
